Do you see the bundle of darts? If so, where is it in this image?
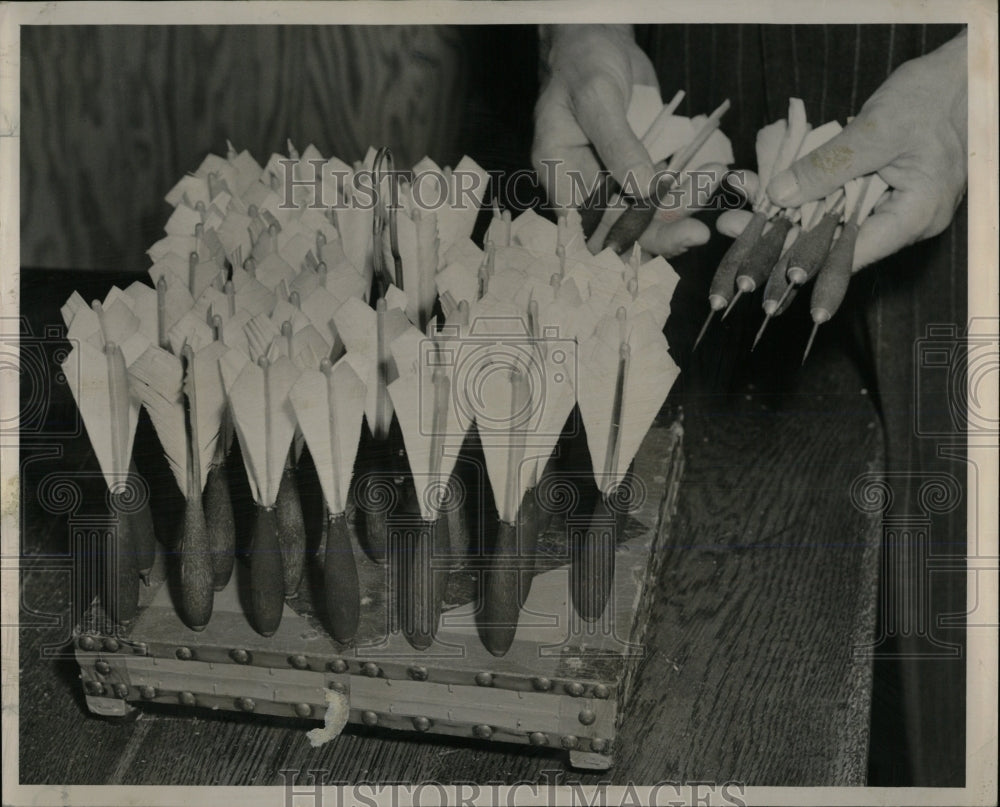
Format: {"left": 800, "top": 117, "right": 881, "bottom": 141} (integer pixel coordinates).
{"left": 62, "top": 85, "right": 701, "bottom": 654}
{"left": 695, "top": 97, "right": 889, "bottom": 358}
{"left": 579, "top": 85, "right": 734, "bottom": 255}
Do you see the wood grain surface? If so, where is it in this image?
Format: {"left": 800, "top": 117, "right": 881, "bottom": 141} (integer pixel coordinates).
{"left": 20, "top": 26, "right": 469, "bottom": 272}
{"left": 19, "top": 269, "right": 882, "bottom": 787}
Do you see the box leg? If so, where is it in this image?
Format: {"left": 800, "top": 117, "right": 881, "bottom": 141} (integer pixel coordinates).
{"left": 569, "top": 749, "right": 613, "bottom": 770}
{"left": 85, "top": 694, "right": 137, "bottom": 720}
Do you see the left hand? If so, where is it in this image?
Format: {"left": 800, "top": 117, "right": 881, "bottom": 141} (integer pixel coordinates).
{"left": 720, "top": 31, "right": 968, "bottom": 271}
{"left": 532, "top": 24, "right": 720, "bottom": 258}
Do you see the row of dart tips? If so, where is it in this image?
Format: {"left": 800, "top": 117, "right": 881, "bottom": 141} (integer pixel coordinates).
{"left": 694, "top": 185, "right": 861, "bottom": 364}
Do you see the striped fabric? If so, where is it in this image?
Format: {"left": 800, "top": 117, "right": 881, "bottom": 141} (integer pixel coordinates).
{"left": 637, "top": 23, "right": 969, "bottom": 787}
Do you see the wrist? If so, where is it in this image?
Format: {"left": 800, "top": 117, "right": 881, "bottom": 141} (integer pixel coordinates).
{"left": 540, "top": 24, "right": 634, "bottom": 66}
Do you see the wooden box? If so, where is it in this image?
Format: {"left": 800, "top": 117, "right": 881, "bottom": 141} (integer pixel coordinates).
{"left": 74, "top": 419, "right": 683, "bottom": 770}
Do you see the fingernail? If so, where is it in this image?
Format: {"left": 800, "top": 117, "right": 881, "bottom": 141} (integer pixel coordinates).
{"left": 768, "top": 170, "right": 801, "bottom": 207}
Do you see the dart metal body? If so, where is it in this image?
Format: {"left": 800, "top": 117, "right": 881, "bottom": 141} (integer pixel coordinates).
{"left": 323, "top": 511, "right": 360, "bottom": 643}
{"left": 276, "top": 452, "right": 307, "bottom": 597}
{"left": 204, "top": 458, "right": 236, "bottom": 591}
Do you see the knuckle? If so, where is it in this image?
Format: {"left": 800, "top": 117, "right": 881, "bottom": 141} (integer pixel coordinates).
{"left": 890, "top": 59, "right": 923, "bottom": 85}
{"left": 570, "top": 73, "right": 620, "bottom": 111}
{"left": 849, "top": 107, "right": 892, "bottom": 149}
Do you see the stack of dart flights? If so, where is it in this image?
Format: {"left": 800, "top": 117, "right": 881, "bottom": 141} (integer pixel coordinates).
{"left": 695, "top": 98, "right": 889, "bottom": 355}
{"left": 63, "top": 112, "right": 686, "bottom": 659}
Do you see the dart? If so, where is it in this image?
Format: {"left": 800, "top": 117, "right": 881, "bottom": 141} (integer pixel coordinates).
{"left": 289, "top": 354, "right": 367, "bottom": 642}
{"left": 220, "top": 348, "right": 300, "bottom": 637}
{"left": 276, "top": 310, "right": 340, "bottom": 594}
{"left": 127, "top": 341, "right": 228, "bottom": 630}
{"left": 579, "top": 88, "right": 687, "bottom": 237}
{"left": 724, "top": 215, "right": 796, "bottom": 320}
{"left": 331, "top": 291, "right": 410, "bottom": 563}
{"left": 576, "top": 309, "right": 678, "bottom": 620}
{"left": 802, "top": 175, "right": 889, "bottom": 364}
{"left": 697, "top": 99, "right": 814, "bottom": 341}
{"left": 203, "top": 315, "right": 238, "bottom": 591}
{"left": 238, "top": 311, "right": 325, "bottom": 597}
{"left": 476, "top": 361, "right": 534, "bottom": 656}
{"left": 520, "top": 298, "right": 578, "bottom": 601}
{"left": 340, "top": 148, "right": 484, "bottom": 567}
{"left": 593, "top": 98, "right": 733, "bottom": 256}
{"left": 752, "top": 190, "right": 845, "bottom": 350}
{"left": 388, "top": 321, "right": 471, "bottom": 649}
{"left": 61, "top": 294, "right": 153, "bottom": 621}
{"left": 692, "top": 209, "right": 767, "bottom": 349}
{"left": 786, "top": 191, "right": 846, "bottom": 287}
{"left": 752, "top": 244, "right": 797, "bottom": 351}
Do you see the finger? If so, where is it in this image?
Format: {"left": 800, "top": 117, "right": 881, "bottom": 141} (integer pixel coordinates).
{"left": 532, "top": 141, "right": 599, "bottom": 214}
{"left": 533, "top": 84, "right": 595, "bottom": 206}
{"left": 717, "top": 209, "right": 755, "bottom": 239}
{"left": 726, "top": 169, "right": 760, "bottom": 205}
{"left": 767, "top": 113, "right": 897, "bottom": 208}
{"left": 638, "top": 217, "right": 710, "bottom": 258}
{"left": 653, "top": 162, "right": 727, "bottom": 225}
{"left": 570, "top": 75, "right": 656, "bottom": 197}
{"left": 851, "top": 187, "right": 935, "bottom": 271}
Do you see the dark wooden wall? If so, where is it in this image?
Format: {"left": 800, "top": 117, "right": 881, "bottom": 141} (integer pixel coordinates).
{"left": 20, "top": 25, "right": 523, "bottom": 272}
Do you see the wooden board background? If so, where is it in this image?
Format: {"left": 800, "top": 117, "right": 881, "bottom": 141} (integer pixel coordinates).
{"left": 19, "top": 25, "right": 541, "bottom": 272}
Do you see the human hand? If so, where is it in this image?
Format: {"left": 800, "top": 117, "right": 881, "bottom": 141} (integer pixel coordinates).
{"left": 721, "top": 31, "right": 967, "bottom": 271}
{"left": 532, "top": 24, "right": 720, "bottom": 257}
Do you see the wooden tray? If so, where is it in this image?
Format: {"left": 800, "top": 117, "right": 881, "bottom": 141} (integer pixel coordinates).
{"left": 74, "top": 418, "right": 684, "bottom": 770}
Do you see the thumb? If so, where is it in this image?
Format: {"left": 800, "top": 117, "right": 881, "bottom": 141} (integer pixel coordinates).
{"left": 767, "top": 113, "right": 896, "bottom": 208}
{"left": 571, "top": 76, "right": 656, "bottom": 198}
{"left": 716, "top": 209, "right": 755, "bottom": 239}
